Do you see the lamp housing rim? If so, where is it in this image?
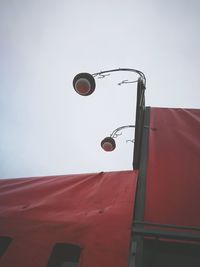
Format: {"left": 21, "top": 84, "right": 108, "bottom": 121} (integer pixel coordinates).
{"left": 73, "top": 72, "right": 96, "bottom": 96}
{"left": 101, "top": 137, "right": 116, "bottom": 152}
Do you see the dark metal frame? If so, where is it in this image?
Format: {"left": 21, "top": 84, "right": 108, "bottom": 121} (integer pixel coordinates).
{"left": 133, "top": 227, "right": 200, "bottom": 242}
{"left": 134, "top": 220, "right": 200, "bottom": 232}
{"left": 133, "top": 220, "right": 200, "bottom": 242}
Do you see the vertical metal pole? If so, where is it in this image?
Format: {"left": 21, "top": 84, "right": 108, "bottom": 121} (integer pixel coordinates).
{"left": 129, "top": 107, "right": 150, "bottom": 267}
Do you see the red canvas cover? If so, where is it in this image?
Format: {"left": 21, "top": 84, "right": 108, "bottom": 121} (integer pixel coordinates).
{"left": 144, "top": 108, "right": 200, "bottom": 228}
{"left": 0, "top": 170, "right": 138, "bottom": 267}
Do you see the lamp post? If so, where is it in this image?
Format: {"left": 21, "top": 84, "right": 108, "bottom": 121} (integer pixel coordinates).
{"left": 72, "top": 68, "right": 146, "bottom": 169}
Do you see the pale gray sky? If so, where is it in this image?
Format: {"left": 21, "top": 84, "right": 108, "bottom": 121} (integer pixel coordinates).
{"left": 1, "top": 0, "right": 200, "bottom": 178}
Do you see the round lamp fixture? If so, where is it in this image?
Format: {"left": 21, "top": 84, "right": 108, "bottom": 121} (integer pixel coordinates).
{"left": 101, "top": 137, "right": 116, "bottom": 152}
{"left": 73, "top": 73, "right": 96, "bottom": 96}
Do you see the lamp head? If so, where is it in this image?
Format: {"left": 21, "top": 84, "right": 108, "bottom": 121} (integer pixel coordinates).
{"left": 101, "top": 137, "right": 116, "bottom": 152}
{"left": 73, "top": 73, "right": 96, "bottom": 96}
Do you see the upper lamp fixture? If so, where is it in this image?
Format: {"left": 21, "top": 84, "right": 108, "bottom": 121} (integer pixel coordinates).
{"left": 73, "top": 73, "right": 96, "bottom": 96}
{"left": 72, "top": 68, "right": 146, "bottom": 169}
{"left": 73, "top": 68, "right": 146, "bottom": 96}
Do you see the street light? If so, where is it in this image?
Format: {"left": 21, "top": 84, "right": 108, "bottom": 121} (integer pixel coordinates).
{"left": 73, "top": 68, "right": 145, "bottom": 96}
{"left": 72, "top": 68, "right": 146, "bottom": 169}
{"left": 101, "top": 125, "right": 135, "bottom": 152}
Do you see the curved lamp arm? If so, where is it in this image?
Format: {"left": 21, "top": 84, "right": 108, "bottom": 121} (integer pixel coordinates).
{"left": 92, "top": 68, "right": 146, "bottom": 86}
{"left": 110, "top": 125, "right": 135, "bottom": 138}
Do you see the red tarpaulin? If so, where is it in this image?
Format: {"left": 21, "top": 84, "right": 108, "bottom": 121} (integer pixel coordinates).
{"left": 144, "top": 108, "right": 200, "bottom": 228}
{"left": 0, "top": 170, "right": 138, "bottom": 267}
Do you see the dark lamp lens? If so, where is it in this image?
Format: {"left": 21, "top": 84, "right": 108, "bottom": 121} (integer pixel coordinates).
{"left": 102, "top": 142, "right": 114, "bottom": 151}
{"left": 75, "top": 78, "right": 91, "bottom": 95}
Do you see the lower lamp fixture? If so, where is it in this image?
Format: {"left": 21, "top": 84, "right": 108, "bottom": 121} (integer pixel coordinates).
{"left": 101, "top": 125, "right": 135, "bottom": 152}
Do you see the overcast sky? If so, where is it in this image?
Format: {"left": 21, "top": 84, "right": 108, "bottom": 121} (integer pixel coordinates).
{"left": 1, "top": 0, "right": 200, "bottom": 178}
